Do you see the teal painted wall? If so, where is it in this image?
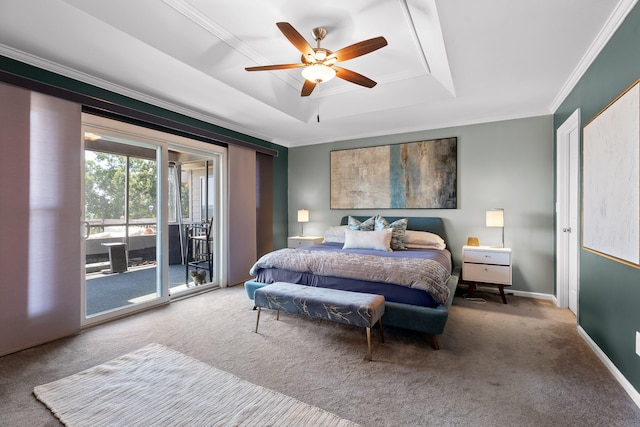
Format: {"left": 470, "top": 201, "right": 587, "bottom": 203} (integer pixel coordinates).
{"left": 553, "top": 4, "right": 640, "bottom": 393}
{"left": 289, "top": 115, "right": 555, "bottom": 295}
{"left": 0, "top": 55, "right": 289, "bottom": 250}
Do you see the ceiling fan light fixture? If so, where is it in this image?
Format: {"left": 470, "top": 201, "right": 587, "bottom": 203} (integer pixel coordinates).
{"left": 301, "top": 64, "right": 336, "bottom": 83}
{"left": 246, "top": 22, "right": 387, "bottom": 96}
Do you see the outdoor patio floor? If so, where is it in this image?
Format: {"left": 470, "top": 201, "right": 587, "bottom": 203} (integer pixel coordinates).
{"left": 85, "top": 263, "right": 210, "bottom": 316}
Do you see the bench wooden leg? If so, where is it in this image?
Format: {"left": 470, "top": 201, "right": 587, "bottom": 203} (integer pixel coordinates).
{"left": 366, "top": 327, "right": 372, "bottom": 361}
{"left": 255, "top": 307, "right": 261, "bottom": 333}
{"left": 429, "top": 333, "right": 440, "bottom": 350}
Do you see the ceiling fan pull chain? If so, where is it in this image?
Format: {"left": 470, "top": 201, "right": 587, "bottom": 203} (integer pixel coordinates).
{"left": 317, "top": 86, "right": 321, "bottom": 123}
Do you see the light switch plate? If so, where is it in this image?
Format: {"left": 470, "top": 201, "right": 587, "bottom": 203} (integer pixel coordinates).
{"left": 636, "top": 331, "right": 640, "bottom": 357}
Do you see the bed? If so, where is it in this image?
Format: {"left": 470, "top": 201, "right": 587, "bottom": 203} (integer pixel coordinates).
{"left": 244, "top": 216, "right": 459, "bottom": 349}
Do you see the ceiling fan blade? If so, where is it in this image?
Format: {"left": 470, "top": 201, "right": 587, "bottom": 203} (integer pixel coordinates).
{"left": 245, "top": 63, "right": 305, "bottom": 72}
{"left": 301, "top": 80, "right": 317, "bottom": 97}
{"left": 328, "top": 36, "right": 388, "bottom": 62}
{"left": 333, "top": 66, "right": 377, "bottom": 88}
{"left": 276, "top": 22, "right": 315, "bottom": 58}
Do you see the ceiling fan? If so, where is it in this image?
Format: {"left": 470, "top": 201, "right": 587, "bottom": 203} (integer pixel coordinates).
{"left": 245, "top": 22, "right": 388, "bottom": 97}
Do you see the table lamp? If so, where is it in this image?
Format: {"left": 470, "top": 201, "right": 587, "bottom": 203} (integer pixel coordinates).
{"left": 486, "top": 208, "right": 505, "bottom": 247}
{"left": 297, "top": 209, "right": 309, "bottom": 236}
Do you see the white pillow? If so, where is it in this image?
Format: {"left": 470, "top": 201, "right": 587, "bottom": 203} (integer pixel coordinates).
{"left": 403, "top": 230, "right": 446, "bottom": 250}
{"left": 323, "top": 225, "right": 348, "bottom": 243}
{"left": 342, "top": 228, "right": 392, "bottom": 251}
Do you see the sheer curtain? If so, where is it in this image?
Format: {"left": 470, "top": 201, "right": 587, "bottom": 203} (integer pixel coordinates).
{"left": 0, "top": 83, "right": 81, "bottom": 356}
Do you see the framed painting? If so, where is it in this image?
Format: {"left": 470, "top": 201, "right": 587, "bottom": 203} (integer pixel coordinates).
{"left": 582, "top": 79, "right": 640, "bottom": 267}
{"left": 330, "top": 137, "right": 457, "bottom": 209}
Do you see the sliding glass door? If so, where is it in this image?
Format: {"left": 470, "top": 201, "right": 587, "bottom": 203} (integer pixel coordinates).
{"left": 167, "top": 154, "right": 223, "bottom": 295}
{"left": 81, "top": 114, "right": 226, "bottom": 325}
{"left": 82, "top": 129, "right": 164, "bottom": 320}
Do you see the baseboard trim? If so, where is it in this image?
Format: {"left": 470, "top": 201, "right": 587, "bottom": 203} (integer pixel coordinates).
{"left": 509, "top": 289, "right": 557, "bottom": 303}
{"left": 469, "top": 284, "right": 557, "bottom": 303}
{"left": 578, "top": 326, "right": 640, "bottom": 409}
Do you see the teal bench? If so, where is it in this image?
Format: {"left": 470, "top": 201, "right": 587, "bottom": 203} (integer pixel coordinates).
{"left": 245, "top": 269, "right": 458, "bottom": 350}
{"left": 253, "top": 282, "right": 385, "bottom": 360}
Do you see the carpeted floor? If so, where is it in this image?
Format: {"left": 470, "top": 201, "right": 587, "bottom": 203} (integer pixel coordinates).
{"left": 1, "top": 285, "right": 639, "bottom": 426}
{"left": 34, "top": 343, "right": 358, "bottom": 426}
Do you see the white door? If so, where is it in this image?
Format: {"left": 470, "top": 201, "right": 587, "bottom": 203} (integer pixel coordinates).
{"left": 556, "top": 109, "right": 580, "bottom": 315}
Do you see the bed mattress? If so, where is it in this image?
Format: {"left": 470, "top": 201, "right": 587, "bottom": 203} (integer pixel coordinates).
{"left": 252, "top": 242, "right": 452, "bottom": 308}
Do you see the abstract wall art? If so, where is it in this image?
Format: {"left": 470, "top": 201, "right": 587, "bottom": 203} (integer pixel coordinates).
{"left": 330, "top": 137, "right": 457, "bottom": 209}
{"left": 582, "top": 79, "right": 640, "bottom": 267}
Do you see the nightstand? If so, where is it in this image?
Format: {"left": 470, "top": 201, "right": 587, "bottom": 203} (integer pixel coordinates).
{"left": 462, "top": 245, "right": 512, "bottom": 304}
{"left": 287, "top": 235, "right": 323, "bottom": 248}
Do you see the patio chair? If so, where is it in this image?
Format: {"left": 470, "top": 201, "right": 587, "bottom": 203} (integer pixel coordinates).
{"left": 185, "top": 218, "right": 213, "bottom": 284}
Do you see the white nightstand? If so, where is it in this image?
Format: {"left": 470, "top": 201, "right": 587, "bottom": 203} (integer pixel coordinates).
{"left": 462, "top": 245, "right": 512, "bottom": 304}
{"left": 287, "top": 235, "right": 323, "bottom": 248}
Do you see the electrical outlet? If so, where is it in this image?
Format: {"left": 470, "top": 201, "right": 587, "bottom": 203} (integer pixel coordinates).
{"left": 636, "top": 331, "right": 640, "bottom": 357}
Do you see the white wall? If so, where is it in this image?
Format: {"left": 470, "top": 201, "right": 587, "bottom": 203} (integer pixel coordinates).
{"left": 288, "top": 115, "right": 554, "bottom": 295}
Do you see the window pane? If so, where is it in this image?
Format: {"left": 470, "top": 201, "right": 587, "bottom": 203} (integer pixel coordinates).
{"left": 128, "top": 157, "right": 157, "bottom": 223}
{"left": 84, "top": 150, "right": 126, "bottom": 224}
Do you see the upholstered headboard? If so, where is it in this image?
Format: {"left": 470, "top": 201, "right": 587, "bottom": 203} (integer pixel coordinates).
{"left": 339, "top": 216, "right": 449, "bottom": 248}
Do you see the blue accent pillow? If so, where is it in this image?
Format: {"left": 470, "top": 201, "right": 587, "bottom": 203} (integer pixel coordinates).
{"left": 347, "top": 215, "right": 375, "bottom": 231}
{"left": 374, "top": 216, "right": 408, "bottom": 250}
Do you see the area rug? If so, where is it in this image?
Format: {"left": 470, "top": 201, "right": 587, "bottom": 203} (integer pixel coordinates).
{"left": 33, "top": 343, "right": 358, "bottom": 426}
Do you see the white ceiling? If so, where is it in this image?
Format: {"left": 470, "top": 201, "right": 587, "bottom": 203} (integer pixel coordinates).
{"left": 0, "top": 0, "right": 636, "bottom": 147}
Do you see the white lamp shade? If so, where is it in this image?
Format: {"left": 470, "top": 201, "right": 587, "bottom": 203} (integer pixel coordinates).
{"left": 486, "top": 209, "right": 504, "bottom": 227}
{"left": 301, "top": 64, "right": 336, "bottom": 83}
{"left": 297, "top": 209, "right": 309, "bottom": 223}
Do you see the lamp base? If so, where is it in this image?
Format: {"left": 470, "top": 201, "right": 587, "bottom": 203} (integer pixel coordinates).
{"left": 466, "top": 237, "right": 479, "bottom": 246}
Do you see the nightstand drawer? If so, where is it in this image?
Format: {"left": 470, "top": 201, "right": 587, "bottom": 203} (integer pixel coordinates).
{"left": 462, "top": 250, "right": 510, "bottom": 266}
{"left": 287, "top": 236, "right": 323, "bottom": 248}
{"left": 463, "top": 263, "right": 511, "bottom": 285}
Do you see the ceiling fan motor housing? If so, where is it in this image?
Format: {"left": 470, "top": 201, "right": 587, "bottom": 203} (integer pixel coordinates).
{"left": 301, "top": 48, "right": 333, "bottom": 64}
{"left": 311, "top": 27, "right": 327, "bottom": 43}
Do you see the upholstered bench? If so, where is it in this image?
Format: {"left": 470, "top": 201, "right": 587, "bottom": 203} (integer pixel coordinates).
{"left": 253, "top": 282, "right": 385, "bottom": 360}
{"left": 246, "top": 276, "right": 459, "bottom": 350}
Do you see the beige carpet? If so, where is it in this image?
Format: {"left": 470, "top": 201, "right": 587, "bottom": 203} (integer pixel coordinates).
{"left": 3, "top": 285, "right": 640, "bottom": 426}
{"left": 33, "top": 343, "right": 358, "bottom": 427}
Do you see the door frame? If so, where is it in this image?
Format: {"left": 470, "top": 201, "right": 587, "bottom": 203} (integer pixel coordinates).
{"left": 80, "top": 114, "right": 227, "bottom": 327}
{"left": 81, "top": 115, "right": 169, "bottom": 326}
{"left": 556, "top": 108, "right": 580, "bottom": 315}
{"left": 166, "top": 142, "right": 228, "bottom": 295}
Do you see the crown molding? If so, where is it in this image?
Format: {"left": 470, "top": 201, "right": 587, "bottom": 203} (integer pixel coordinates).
{"left": 0, "top": 44, "right": 276, "bottom": 145}
{"left": 550, "top": 0, "right": 639, "bottom": 113}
